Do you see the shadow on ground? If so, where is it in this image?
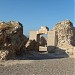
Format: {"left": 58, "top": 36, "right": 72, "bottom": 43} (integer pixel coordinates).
{"left": 11, "top": 47, "right": 69, "bottom": 60}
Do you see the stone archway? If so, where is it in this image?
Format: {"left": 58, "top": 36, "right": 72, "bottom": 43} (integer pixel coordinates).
{"left": 29, "top": 26, "right": 58, "bottom": 52}
{"left": 37, "top": 26, "right": 49, "bottom": 51}
{"left": 29, "top": 26, "right": 49, "bottom": 51}
{"left": 37, "top": 34, "right": 48, "bottom": 51}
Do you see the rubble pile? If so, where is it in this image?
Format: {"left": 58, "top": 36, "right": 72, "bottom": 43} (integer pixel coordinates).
{"left": 25, "top": 40, "right": 39, "bottom": 51}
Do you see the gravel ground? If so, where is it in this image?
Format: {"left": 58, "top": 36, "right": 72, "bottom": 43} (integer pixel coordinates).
{"left": 0, "top": 58, "right": 75, "bottom": 75}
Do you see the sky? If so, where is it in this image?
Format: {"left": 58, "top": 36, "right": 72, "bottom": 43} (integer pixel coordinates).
{"left": 0, "top": 0, "right": 74, "bottom": 36}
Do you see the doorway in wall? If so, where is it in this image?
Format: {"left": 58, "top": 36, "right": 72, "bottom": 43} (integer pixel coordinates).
{"left": 37, "top": 34, "right": 48, "bottom": 51}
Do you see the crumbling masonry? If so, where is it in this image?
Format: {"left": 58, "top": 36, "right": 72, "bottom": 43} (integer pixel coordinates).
{"left": 0, "top": 20, "right": 75, "bottom": 60}
{"left": 29, "top": 20, "right": 75, "bottom": 57}
{"left": 0, "top": 21, "right": 27, "bottom": 60}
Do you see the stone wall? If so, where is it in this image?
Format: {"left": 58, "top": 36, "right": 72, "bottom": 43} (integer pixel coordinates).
{"left": 72, "top": 27, "right": 75, "bottom": 46}
{"left": 29, "top": 26, "right": 49, "bottom": 51}
{"left": 47, "top": 30, "right": 57, "bottom": 52}
{"left": 0, "top": 20, "right": 74, "bottom": 59}
{"left": 54, "top": 20, "right": 75, "bottom": 57}
{"left": 38, "top": 26, "right": 49, "bottom": 34}
{"left": 54, "top": 20, "right": 74, "bottom": 47}
{"left": 0, "top": 21, "right": 27, "bottom": 60}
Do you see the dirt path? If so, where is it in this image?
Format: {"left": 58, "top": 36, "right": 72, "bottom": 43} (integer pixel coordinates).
{"left": 0, "top": 58, "right": 75, "bottom": 75}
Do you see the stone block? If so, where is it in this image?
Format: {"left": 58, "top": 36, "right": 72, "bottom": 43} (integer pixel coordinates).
{"left": 39, "top": 46, "right": 47, "bottom": 51}
{"left": 29, "top": 31, "right": 38, "bottom": 41}
{"left": 47, "top": 30, "right": 57, "bottom": 51}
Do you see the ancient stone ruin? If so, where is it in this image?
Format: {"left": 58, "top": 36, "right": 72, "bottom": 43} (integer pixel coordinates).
{"left": 54, "top": 20, "right": 75, "bottom": 57}
{"left": 0, "top": 21, "right": 27, "bottom": 60}
{"left": 0, "top": 20, "right": 75, "bottom": 60}
{"left": 29, "top": 20, "right": 75, "bottom": 57}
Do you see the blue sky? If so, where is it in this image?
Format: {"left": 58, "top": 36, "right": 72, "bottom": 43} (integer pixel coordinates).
{"left": 0, "top": 0, "right": 74, "bottom": 36}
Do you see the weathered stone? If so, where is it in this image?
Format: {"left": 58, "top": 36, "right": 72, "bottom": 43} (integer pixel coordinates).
{"left": 29, "top": 20, "right": 75, "bottom": 57}
{"left": 0, "top": 50, "right": 9, "bottom": 60}
{"left": 38, "top": 26, "right": 49, "bottom": 34}
{"left": 54, "top": 20, "right": 73, "bottom": 46}
{"left": 25, "top": 40, "right": 39, "bottom": 51}
{"left": 29, "top": 31, "right": 38, "bottom": 41}
{"left": 0, "top": 21, "right": 27, "bottom": 60}
{"left": 47, "top": 30, "right": 57, "bottom": 52}
{"left": 29, "top": 26, "right": 49, "bottom": 51}
{"left": 54, "top": 20, "right": 75, "bottom": 57}
{"left": 0, "top": 19, "right": 74, "bottom": 59}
